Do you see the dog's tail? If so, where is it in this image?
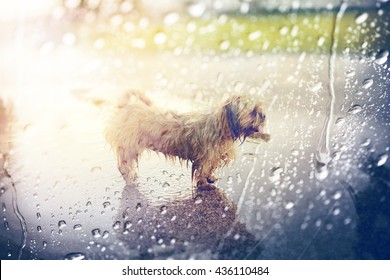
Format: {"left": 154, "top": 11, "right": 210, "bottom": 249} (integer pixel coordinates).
{"left": 117, "top": 90, "right": 153, "bottom": 108}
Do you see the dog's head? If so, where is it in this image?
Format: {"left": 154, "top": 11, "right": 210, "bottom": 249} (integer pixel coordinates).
{"left": 223, "top": 96, "right": 270, "bottom": 142}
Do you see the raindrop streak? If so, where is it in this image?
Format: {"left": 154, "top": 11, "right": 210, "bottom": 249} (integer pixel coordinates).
{"left": 315, "top": 1, "right": 348, "bottom": 181}
{"left": 4, "top": 166, "right": 27, "bottom": 260}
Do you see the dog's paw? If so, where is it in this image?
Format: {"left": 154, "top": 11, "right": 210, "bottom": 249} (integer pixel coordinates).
{"left": 197, "top": 183, "right": 217, "bottom": 191}
{"left": 251, "top": 132, "right": 271, "bottom": 142}
{"left": 261, "top": 133, "right": 271, "bottom": 142}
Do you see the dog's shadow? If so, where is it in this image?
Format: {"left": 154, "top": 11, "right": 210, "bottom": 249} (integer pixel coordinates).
{"left": 114, "top": 183, "right": 262, "bottom": 259}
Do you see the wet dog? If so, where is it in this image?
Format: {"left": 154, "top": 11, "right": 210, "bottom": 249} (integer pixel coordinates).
{"left": 105, "top": 91, "right": 270, "bottom": 189}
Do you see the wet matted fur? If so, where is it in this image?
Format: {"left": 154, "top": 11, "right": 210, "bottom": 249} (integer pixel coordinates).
{"left": 105, "top": 91, "right": 270, "bottom": 189}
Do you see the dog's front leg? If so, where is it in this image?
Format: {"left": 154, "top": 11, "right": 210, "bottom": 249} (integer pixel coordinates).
{"left": 193, "top": 161, "right": 217, "bottom": 190}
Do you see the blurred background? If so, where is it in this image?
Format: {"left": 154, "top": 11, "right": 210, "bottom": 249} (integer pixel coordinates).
{"left": 0, "top": 0, "right": 389, "bottom": 260}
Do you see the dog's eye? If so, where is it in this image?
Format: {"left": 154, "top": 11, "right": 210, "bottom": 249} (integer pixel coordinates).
{"left": 258, "top": 112, "right": 266, "bottom": 121}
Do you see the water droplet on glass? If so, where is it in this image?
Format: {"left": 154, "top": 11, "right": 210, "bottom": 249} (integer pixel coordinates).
{"left": 279, "top": 26, "right": 289, "bottom": 35}
{"left": 86, "top": 201, "right": 92, "bottom": 207}
{"left": 269, "top": 167, "right": 283, "bottom": 182}
{"left": 291, "top": 149, "right": 299, "bottom": 156}
{"left": 160, "top": 206, "right": 168, "bottom": 215}
{"left": 285, "top": 201, "right": 295, "bottom": 210}
{"left": 103, "top": 201, "right": 111, "bottom": 208}
{"left": 73, "top": 224, "right": 82, "bottom": 230}
{"left": 188, "top": 2, "right": 206, "bottom": 18}
{"left": 136, "top": 203, "right": 142, "bottom": 211}
{"left": 361, "top": 138, "right": 371, "bottom": 147}
{"left": 92, "top": 228, "right": 101, "bottom": 238}
{"left": 0, "top": 187, "right": 6, "bottom": 196}
{"left": 164, "top": 13, "right": 180, "bottom": 26}
{"left": 113, "top": 221, "right": 121, "bottom": 230}
{"left": 37, "top": 226, "right": 43, "bottom": 232}
{"left": 355, "top": 13, "right": 368, "bottom": 24}
{"left": 4, "top": 221, "right": 9, "bottom": 230}
{"left": 310, "top": 82, "right": 322, "bottom": 93}
{"left": 377, "top": 154, "right": 388, "bottom": 166}
{"left": 154, "top": 32, "right": 167, "bottom": 45}
{"left": 248, "top": 31, "right": 262, "bottom": 41}
{"left": 362, "top": 78, "right": 373, "bottom": 89}
{"left": 64, "top": 252, "right": 86, "bottom": 260}
{"left": 124, "top": 221, "right": 132, "bottom": 229}
{"left": 162, "top": 182, "right": 170, "bottom": 188}
{"left": 333, "top": 191, "right": 342, "bottom": 200}
{"left": 219, "top": 40, "right": 230, "bottom": 51}
{"left": 315, "top": 155, "right": 330, "bottom": 181}
{"left": 317, "top": 37, "right": 325, "bottom": 47}
{"left": 194, "top": 196, "right": 203, "bottom": 204}
{"left": 345, "top": 70, "right": 355, "bottom": 77}
{"left": 333, "top": 208, "right": 341, "bottom": 216}
{"left": 344, "top": 217, "right": 352, "bottom": 225}
{"left": 102, "top": 231, "right": 109, "bottom": 239}
{"left": 58, "top": 220, "right": 67, "bottom": 228}
{"left": 90, "top": 166, "right": 102, "bottom": 173}
{"left": 374, "top": 50, "right": 389, "bottom": 65}
{"left": 348, "top": 104, "right": 362, "bottom": 114}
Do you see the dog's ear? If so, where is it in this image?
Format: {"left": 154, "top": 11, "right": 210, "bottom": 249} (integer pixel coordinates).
{"left": 225, "top": 103, "right": 240, "bottom": 140}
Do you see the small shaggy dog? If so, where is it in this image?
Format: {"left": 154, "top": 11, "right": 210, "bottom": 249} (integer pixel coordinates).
{"left": 105, "top": 91, "right": 270, "bottom": 189}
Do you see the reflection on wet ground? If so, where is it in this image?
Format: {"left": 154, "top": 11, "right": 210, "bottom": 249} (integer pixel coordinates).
{"left": 116, "top": 184, "right": 262, "bottom": 259}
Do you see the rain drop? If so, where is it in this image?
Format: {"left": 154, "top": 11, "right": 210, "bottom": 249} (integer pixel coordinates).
{"left": 362, "top": 78, "right": 373, "bottom": 89}
{"left": 333, "top": 191, "right": 342, "bottom": 200}
{"left": 154, "top": 32, "right": 167, "bottom": 45}
{"left": 124, "top": 221, "right": 132, "bottom": 229}
{"left": 113, "top": 221, "right": 121, "bottom": 230}
{"left": 374, "top": 50, "right": 389, "bottom": 65}
{"left": 317, "top": 37, "right": 325, "bottom": 47}
{"left": 333, "top": 208, "right": 341, "bottom": 216}
{"left": 310, "top": 82, "right": 322, "bottom": 93}
{"left": 188, "top": 2, "right": 206, "bottom": 18}
{"left": 355, "top": 13, "right": 368, "bottom": 24}
{"left": 92, "top": 228, "right": 101, "bottom": 238}
{"left": 285, "top": 201, "right": 295, "bottom": 210}
{"left": 269, "top": 167, "right": 283, "bottom": 182}
{"left": 194, "top": 196, "right": 203, "bottom": 204}
{"left": 103, "top": 201, "right": 111, "bottom": 208}
{"left": 136, "top": 203, "right": 142, "bottom": 211}
{"left": 248, "top": 31, "right": 262, "bottom": 41}
{"left": 64, "top": 252, "right": 86, "bottom": 260}
{"left": 348, "top": 105, "right": 362, "bottom": 115}
{"left": 160, "top": 206, "right": 168, "bottom": 215}
{"left": 377, "top": 154, "right": 388, "bottom": 166}
{"left": 73, "top": 224, "right": 82, "bottom": 230}
{"left": 58, "top": 220, "right": 67, "bottom": 228}
{"left": 102, "top": 231, "right": 109, "bottom": 239}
